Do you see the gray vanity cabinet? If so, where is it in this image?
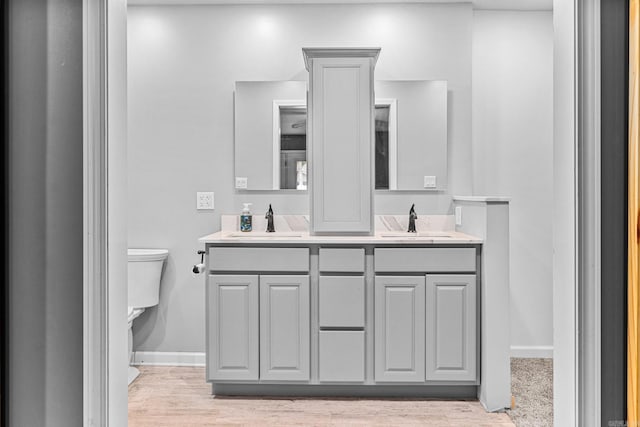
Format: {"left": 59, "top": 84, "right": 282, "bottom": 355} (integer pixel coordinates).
{"left": 207, "top": 275, "right": 259, "bottom": 381}
{"left": 372, "top": 248, "right": 478, "bottom": 385}
{"left": 426, "top": 274, "right": 477, "bottom": 382}
{"left": 303, "top": 48, "right": 380, "bottom": 235}
{"left": 259, "top": 275, "right": 310, "bottom": 381}
{"left": 205, "top": 243, "right": 479, "bottom": 393}
{"left": 374, "top": 276, "right": 426, "bottom": 382}
{"left": 207, "top": 248, "right": 310, "bottom": 383}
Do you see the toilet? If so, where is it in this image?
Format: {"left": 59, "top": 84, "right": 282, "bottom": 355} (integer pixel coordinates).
{"left": 127, "top": 248, "right": 169, "bottom": 385}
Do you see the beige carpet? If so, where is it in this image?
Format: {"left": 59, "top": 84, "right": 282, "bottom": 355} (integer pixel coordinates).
{"left": 507, "top": 358, "right": 553, "bottom": 427}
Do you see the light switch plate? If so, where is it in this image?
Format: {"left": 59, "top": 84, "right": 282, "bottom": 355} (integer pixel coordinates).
{"left": 235, "top": 177, "right": 248, "bottom": 189}
{"left": 424, "top": 175, "right": 437, "bottom": 188}
{"left": 455, "top": 206, "right": 462, "bottom": 226}
{"left": 197, "top": 192, "right": 214, "bottom": 210}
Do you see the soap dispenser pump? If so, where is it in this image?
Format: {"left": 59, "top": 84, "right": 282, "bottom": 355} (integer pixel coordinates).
{"left": 240, "top": 203, "right": 253, "bottom": 232}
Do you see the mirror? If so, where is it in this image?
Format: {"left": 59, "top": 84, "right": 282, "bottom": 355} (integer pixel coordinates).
{"left": 375, "top": 80, "right": 448, "bottom": 191}
{"left": 234, "top": 80, "right": 447, "bottom": 191}
{"left": 234, "top": 81, "right": 307, "bottom": 190}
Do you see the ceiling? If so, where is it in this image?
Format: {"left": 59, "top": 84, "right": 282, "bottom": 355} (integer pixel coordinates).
{"left": 127, "top": 0, "right": 552, "bottom": 11}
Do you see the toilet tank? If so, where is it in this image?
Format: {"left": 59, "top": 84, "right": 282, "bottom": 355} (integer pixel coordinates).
{"left": 128, "top": 248, "right": 169, "bottom": 309}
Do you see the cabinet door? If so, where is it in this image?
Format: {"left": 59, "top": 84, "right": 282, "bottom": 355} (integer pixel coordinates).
{"left": 207, "top": 275, "right": 259, "bottom": 381}
{"left": 426, "top": 274, "right": 477, "bottom": 382}
{"left": 260, "top": 275, "right": 310, "bottom": 381}
{"left": 374, "top": 276, "right": 425, "bottom": 382}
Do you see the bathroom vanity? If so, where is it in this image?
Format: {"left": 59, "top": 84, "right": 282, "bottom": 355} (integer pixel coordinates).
{"left": 199, "top": 220, "right": 483, "bottom": 398}
{"left": 201, "top": 48, "right": 512, "bottom": 411}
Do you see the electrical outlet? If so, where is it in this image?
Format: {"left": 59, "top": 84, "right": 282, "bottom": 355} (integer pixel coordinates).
{"left": 235, "top": 177, "right": 248, "bottom": 189}
{"left": 424, "top": 175, "right": 437, "bottom": 188}
{"left": 197, "top": 192, "right": 214, "bottom": 210}
{"left": 455, "top": 206, "right": 462, "bottom": 226}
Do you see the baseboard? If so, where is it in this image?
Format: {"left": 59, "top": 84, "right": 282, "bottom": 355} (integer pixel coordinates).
{"left": 132, "top": 351, "right": 206, "bottom": 367}
{"left": 510, "top": 345, "right": 553, "bottom": 358}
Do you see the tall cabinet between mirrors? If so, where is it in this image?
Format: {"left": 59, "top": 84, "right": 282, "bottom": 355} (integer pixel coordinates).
{"left": 303, "top": 48, "right": 380, "bottom": 235}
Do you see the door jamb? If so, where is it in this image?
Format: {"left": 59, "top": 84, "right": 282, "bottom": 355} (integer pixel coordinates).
{"left": 82, "top": 2, "right": 592, "bottom": 425}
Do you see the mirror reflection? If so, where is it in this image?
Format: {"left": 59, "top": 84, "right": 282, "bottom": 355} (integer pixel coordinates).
{"left": 375, "top": 105, "right": 391, "bottom": 190}
{"left": 278, "top": 105, "right": 307, "bottom": 190}
{"left": 274, "top": 103, "right": 394, "bottom": 190}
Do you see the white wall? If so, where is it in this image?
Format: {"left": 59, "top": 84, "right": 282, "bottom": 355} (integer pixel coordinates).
{"left": 472, "top": 11, "right": 554, "bottom": 356}
{"left": 127, "top": 3, "right": 473, "bottom": 352}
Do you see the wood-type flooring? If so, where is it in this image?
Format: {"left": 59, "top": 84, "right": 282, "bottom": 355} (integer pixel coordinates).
{"left": 129, "top": 366, "right": 515, "bottom": 426}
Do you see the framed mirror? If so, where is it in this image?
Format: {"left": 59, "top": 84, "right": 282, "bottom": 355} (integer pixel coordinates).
{"left": 234, "top": 80, "right": 446, "bottom": 191}
{"left": 375, "top": 80, "right": 448, "bottom": 191}
{"left": 234, "top": 81, "right": 307, "bottom": 191}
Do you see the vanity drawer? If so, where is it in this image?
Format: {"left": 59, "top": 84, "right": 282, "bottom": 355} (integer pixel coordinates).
{"left": 319, "top": 330, "right": 365, "bottom": 382}
{"left": 374, "top": 248, "right": 476, "bottom": 273}
{"left": 319, "top": 248, "right": 365, "bottom": 272}
{"left": 209, "top": 247, "right": 309, "bottom": 272}
{"left": 319, "top": 276, "right": 365, "bottom": 328}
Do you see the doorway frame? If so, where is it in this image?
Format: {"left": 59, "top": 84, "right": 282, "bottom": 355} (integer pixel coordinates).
{"left": 83, "top": 1, "right": 596, "bottom": 425}
{"left": 84, "top": 0, "right": 128, "bottom": 425}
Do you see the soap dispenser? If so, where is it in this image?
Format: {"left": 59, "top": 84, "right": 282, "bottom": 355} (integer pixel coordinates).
{"left": 240, "top": 203, "right": 253, "bottom": 232}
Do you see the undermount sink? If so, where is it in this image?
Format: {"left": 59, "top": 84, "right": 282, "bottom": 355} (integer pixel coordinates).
{"left": 379, "top": 231, "right": 455, "bottom": 238}
{"left": 224, "top": 232, "right": 304, "bottom": 238}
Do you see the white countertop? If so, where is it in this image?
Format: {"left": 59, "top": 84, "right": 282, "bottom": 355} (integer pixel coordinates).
{"left": 198, "top": 230, "right": 482, "bottom": 245}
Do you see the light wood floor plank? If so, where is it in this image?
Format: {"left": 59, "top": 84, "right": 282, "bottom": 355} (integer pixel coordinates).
{"left": 128, "top": 366, "right": 514, "bottom": 426}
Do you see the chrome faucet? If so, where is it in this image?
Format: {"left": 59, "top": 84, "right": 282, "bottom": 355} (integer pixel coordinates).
{"left": 408, "top": 204, "right": 417, "bottom": 233}
{"left": 265, "top": 204, "right": 275, "bottom": 232}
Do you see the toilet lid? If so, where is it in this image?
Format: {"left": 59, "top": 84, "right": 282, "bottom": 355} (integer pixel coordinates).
{"left": 128, "top": 248, "right": 169, "bottom": 262}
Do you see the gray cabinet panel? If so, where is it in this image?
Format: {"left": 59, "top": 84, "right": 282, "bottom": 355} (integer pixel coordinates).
{"left": 319, "top": 330, "right": 365, "bottom": 382}
{"left": 319, "top": 276, "right": 365, "bottom": 328}
{"left": 374, "top": 276, "right": 425, "bottom": 382}
{"left": 208, "top": 275, "right": 259, "bottom": 381}
{"left": 305, "top": 49, "right": 378, "bottom": 234}
{"left": 426, "top": 275, "right": 477, "bottom": 382}
{"left": 319, "top": 248, "right": 365, "bottom": 272}
{"left": 260, "top": 275, "right": 310, "bottom": 381}
{"left": 209, "top": 247, "right": 309, "bottom": 272}
{"left": 374, "top": 248, "right": 476, "bottom": 273}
